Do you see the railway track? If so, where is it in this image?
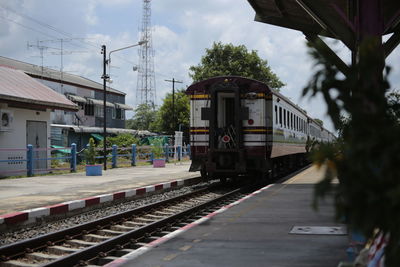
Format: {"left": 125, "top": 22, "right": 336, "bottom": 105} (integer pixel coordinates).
{"left": 0, "top": 183, "right": 249, "bottom": 267}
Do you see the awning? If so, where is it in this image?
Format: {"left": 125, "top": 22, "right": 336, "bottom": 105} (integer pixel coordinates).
{"left": 91, "top": 133, "right": 104, "bottom": 141}
{"left": 51, "top": 145, "right": 71, "bottom": 154}
{"left": 87, "top": 98, "right": 114, "bottom": 107}
{"left": 115, "top": 103, "right": 134, "bottom": 110}
{"left": 51, "top": 124, "right": 157, "bottom": 136}
{"left": 67, "top": 94, "right": 87, "bottom": 103}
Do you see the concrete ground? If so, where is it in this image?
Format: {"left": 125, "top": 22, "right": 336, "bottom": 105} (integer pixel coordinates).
{"left": 120, "top": 165, "right": 348, "bottom": 267}
{"left": 0, "top": 161, "right": 198, "bottom": 215}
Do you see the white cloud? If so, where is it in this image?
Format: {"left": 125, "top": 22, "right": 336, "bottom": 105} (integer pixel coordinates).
{"left": 0, "top": 0, "right": 399, "bottom": 132}
{"left": 85, "top": 0, "right": 98, "bottom": 26}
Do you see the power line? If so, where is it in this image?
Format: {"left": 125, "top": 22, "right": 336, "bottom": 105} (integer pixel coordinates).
{"left": 0, "top": 5, "right": 100, "bottom": 49}
{"left": 1, "top": 3, "right": 177, "bottom": 86}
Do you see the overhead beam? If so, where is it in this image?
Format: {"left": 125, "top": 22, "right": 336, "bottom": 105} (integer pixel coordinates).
{"left": 304, "top": 33, "right": 350, "bottom": 77}
{"left": 255, "top": 14, "right": 333, "bottom": 38}
{"left": 384, "top": 30, "right": 400, "bottom": 58}
{"left": 296, "top": 0, "right": 355, "bottom": 50}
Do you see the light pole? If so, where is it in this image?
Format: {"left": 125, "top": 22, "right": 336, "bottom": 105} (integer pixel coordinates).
{"left": 165, "top": 78, "right": 183, "bottom": 134}
{"left": 101, "top": 40, "right": 147, "bottom": 170}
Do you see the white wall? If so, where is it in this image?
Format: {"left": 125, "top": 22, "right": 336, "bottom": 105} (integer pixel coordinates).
{"left": 0, "top": 103, "right": 50, "bottom": 176}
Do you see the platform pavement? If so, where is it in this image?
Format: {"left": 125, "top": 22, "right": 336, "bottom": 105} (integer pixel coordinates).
{"left": 0, "top": 161, "right": 198, "bottom": 216}
{"left": 113, "top": 165, "right": 348, "bottom": 267}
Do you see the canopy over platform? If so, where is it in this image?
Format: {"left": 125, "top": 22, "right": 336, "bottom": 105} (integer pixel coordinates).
{"left": 247, "top": 0, "right": 400, "bottom": 69}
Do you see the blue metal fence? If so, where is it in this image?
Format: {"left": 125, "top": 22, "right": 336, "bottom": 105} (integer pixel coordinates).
{"left": 0, "top": 143, "right": 191, "bottom": 178}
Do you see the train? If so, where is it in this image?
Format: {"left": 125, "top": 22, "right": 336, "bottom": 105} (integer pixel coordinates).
{"left": 186, "top": 76, "right": 335, "bottom": 180}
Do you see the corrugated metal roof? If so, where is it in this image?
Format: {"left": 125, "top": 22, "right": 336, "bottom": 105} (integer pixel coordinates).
{"left": 67, "top": 94, "right": 87, "bottom": 103}
{"left": 0, "top": 56, "right": 125, "bottom": 96}
{"left": 115, "top": 103, "right": 134, "bottom": 110}
{"left": 51, "top": 124, "right": 157, "bottom": 136}
{"left": 0, "top": 66, "right": 78, "bottom": 111}
{"left": 87, "top": 98, "right": 115, "bottom": 107}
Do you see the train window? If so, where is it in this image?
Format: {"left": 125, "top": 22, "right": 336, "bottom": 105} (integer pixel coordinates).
{"left": 286, "top": 110, "right": 289, "bottom": 128}
{"left": 275, "top": 105, "right": 278, "bottom": 125}
{"left": 279, "top": 107, "right": 282, "bottom": 125}
{"left": 284, "top": 109, "right": 286, "bottom": 127}
{"left": 297, "top": 117, "right": 300, "bottom": 132}
{"left": 293, "top": 114, "right": 295, "bottom": 130}
{"left": 286, "top": 110, "right": 288, "bottom": 128}
{"left": 291, "top": 113, "right": 293, "bottom": 129}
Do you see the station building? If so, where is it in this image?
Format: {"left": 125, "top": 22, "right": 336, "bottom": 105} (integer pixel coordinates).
{"left": 0, "top": 56, "right": 136, "bottom": 150}
{"left": 0, "top": 65, "right": 78, "bottom": 175}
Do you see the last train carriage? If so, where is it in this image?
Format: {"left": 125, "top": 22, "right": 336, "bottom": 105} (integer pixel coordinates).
{"left": 186, "top": 76, "right": 334, "bottom": 180}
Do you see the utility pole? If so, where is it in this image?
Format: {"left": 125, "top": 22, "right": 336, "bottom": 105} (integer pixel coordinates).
{"left": 165, "top": 78, "right": 183, "bottom": 134}
{"left": 38, "top": 38, "right": 87, "bottom": 92}
{"left": 27, "top": 41, "right": 50, "bottom": 78}
{"left": 101, "top": 45, "right": 108, "bottom": 171}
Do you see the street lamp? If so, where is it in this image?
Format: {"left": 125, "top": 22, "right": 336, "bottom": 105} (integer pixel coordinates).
{"left": 101, "top": 40, "right": 147, "bottom": 170}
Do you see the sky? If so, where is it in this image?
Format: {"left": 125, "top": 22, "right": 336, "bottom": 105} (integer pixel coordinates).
{"left": 0, "top": 0, "right": 399, "bottom": 133}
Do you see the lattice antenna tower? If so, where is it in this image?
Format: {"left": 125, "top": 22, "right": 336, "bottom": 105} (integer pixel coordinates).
{"left": 136, "top": 0, "right": 156, "bottom": 107}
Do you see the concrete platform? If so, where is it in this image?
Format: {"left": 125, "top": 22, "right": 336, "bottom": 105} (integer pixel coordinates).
{"left": 0, "top": 162, "right": 199, "bottom": 226}
{"left": 113, "top": 166, "right": 348, "bottom": 267}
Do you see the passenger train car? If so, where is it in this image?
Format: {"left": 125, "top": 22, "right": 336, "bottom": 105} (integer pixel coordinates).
{"left": 186, "top": 76, "right": 335, "bottom": 180}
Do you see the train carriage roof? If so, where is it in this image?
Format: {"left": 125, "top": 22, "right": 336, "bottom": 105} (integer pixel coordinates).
{"left": 186, "top": 76, "right": 272, "bottom": 94}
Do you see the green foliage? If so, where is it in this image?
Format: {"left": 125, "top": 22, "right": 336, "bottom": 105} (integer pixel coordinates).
{"left": 304, "top": 37, "right": 400, "bottom": 266}
{"left": 126, "top": 103, "right": 157, "bottom": 130}
{"left": 98, "top": 134, "right": 139, "bottom": 155}
{"left": 151, "top": 89, "right": 190, "bottom": 135}
{"left": 151, "top": 138, "right": 164, "bottom": 159}
{"left": 313, "top": 118, "right": 324, "bottom": 126}
{"left": 84, "top": 138, "right": 96, "bottom": 165}
{"left": 189, "top": 42, "right": 285, "bottom": 91}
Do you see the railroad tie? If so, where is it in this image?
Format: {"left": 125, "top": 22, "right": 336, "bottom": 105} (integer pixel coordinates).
{"left": 47, "top": 245, "right": 78, "bottom": 255}
{"left": 65, "top": 239, "right": 97, "bottom": 248}
{"left": 82, "top": 234, "right": 110, "bottom": 243}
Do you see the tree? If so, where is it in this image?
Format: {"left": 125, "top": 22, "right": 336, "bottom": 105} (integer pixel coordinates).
{"left": 304, "top": 39, "right": 400, "bottom": 265}
{"left": 387, "top": 90, "right": 400, "bottom": 123}
{"left": 313, "top": 118, "right": 324, "bottom": 126}
{"left": 98, "top": 133, "right": 139, "bottom": 156}
{"left": 189, "top": 42, "right": 285, "bottom": 91}
{"left": 151, "top": 89, "right": 190, "bottom": 137}
{"left": 126, "top": 103, "right": 157, "bottom": 130}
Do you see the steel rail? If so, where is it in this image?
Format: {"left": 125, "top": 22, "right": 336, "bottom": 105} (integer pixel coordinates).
{"left": 0, "top": 185, "right": 216, "bottom": 261}
{"left": 47, "top": 187, "right": 242, "bottom": 266}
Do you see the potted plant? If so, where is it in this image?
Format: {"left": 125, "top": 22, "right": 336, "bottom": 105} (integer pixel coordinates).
{"left": 151, "top": 139, "right": 166, "bottom": 168}
{"left": 84, "top": 138, "right": 102, "bottom": 176}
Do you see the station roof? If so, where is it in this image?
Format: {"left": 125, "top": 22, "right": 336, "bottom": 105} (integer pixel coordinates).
{"left": 247, "top": 0, "right": 400, "bottom": 49}
{"left": 0, "top": 66, "right": 78, "bottom": 111}
{"left": 0, "top": 56, "right": 125, "bottom": 96}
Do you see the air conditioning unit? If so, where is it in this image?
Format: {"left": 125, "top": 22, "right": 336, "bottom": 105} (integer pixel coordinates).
{"left": 0, "top": 110, "right": 14, "bottom": 131}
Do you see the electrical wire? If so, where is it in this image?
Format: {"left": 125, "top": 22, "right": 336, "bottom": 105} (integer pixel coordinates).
{"left": 1, "top": 3, "right": 182, "bottom": 84}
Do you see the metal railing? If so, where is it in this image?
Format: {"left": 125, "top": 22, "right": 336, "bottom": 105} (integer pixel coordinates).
{"left": 0, "top": 143, "right": 191, "bottom": 178}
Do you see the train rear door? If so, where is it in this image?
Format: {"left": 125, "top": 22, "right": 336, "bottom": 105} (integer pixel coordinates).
{"left": 203, "top": 83, "right": 249, "bottom": 176}
{"left": 216, "top": 93, "right": 237, "bottom": 148}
